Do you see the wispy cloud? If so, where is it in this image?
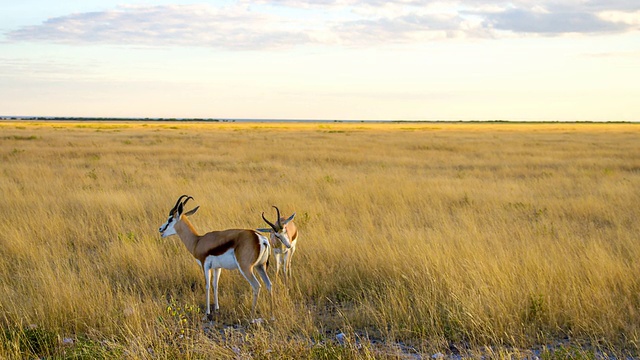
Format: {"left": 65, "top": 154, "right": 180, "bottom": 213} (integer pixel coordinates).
{"left": 3, "top": 1, "right": 638, "bottom": 50}
{"left": 5, "top": 4, "right": 312, "bottom": 50}
{"left": 479, "top": 8, "right": 631, "bottom": 34}
{"left": 332, "top": 13, "right": 486, "bottom": 45}
{"left": 582, "top": 0, "right": 640, "bottom": 12}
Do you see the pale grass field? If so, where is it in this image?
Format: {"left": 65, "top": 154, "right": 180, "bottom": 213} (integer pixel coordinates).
{"left": 0, "top": 121, "right": 639, "bottom": 358}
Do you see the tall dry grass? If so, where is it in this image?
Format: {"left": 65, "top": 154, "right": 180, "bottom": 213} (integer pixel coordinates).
{"left": 0, "top": 121, "right": 639, "bottom": 358}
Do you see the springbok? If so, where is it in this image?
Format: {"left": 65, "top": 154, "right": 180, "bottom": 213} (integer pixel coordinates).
{"left": 258, "top": 206, "right": 298, "bottom": 283}
{"left": 158, "top": 195, "right": 291, "bottom": 319}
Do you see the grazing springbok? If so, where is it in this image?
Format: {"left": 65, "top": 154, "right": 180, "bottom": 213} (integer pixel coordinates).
{"left": 158, "top": 195, "right": 291, "bottom": 319}
{"left": 258, "top": 206, "right": 298, "bottom": 283}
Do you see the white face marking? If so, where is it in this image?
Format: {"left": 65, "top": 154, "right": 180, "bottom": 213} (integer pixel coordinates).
{"left": 274, "top": 231, "right": 291, "bottom": 249}
{"left": 159, "top": 216, "right": 177, "bottom": 238}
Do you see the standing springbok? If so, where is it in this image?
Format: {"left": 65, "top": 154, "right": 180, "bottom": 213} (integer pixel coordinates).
{"left": 258, "top": 206, "right": 298, "bottom": 283}
{"left": 158, "top": 195, "right": 291, "bottom": 319}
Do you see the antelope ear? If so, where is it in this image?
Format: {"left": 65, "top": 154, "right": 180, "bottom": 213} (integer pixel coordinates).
{"left": 256, "top": 228, "right": 273, "bottom": 233}
{"left": 284, "top": 212, "right": 296, "bottom": 224}
{"left": 185, "top": 206, "right": 199, "bottom": 216}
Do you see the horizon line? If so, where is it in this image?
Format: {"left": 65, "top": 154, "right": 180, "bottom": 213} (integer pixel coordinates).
{"left": 1, "top": 116, "right": 638, "bottom": 124}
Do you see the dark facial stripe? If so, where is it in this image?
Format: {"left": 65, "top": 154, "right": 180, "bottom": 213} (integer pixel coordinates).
{"left": 159, "top": 218, "right": 172, "bottom": 233}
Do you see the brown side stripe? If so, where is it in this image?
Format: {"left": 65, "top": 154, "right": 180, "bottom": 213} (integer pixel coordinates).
{"left": 205, "top": 239, "right": 236, "bottom": 257}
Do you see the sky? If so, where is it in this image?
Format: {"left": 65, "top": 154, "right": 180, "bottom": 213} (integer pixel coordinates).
{"left": 1, "top": 0, "right": 639, "bottom": 121}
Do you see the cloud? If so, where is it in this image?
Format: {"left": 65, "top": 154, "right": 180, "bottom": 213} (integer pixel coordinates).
{"left": 3, "top": 1, "right": 638, "bottom": 50}
{"left": 5, "top": 4, "right": 313, "bottom": 50}
{"left": 582, "top": 0, "right": 640, "bottom": 12}
{"left": 480, "top": 8, "right": 631, "bottom": 34}
{"left": 250, "top": 0, "right": 640, "bottom": 11}
{"left": 332, "top": 13, "right": 486, "bottom": 45}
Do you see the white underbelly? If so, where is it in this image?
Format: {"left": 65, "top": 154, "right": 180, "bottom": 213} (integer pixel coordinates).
{"left": 203, "top": 248, "right": 238, "bottom": 271}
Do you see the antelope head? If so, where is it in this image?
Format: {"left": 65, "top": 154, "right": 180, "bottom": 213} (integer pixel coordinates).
{"left": 261, "top": 206, "right": 295, "bottom": 249}
{"left": 159, "top": 195, "right": 200, "bottom": 238}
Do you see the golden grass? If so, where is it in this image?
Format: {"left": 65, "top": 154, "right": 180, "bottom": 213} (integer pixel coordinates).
{"left": 1, "top": 120, "right": 639, "bottom": 358}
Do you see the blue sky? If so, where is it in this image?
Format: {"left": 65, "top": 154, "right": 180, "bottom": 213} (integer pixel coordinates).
{"left": 1, "top": 0, "right": 639, "bottom": 121}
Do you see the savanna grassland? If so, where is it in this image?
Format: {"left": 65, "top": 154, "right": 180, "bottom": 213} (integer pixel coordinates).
{"left": 1, "top": 121, "right": 639, "bottom": 359}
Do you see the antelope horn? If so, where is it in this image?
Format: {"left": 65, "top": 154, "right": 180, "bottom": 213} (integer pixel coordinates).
{"left": 178, "top": 196, "right": 194, "bottom": 215}
{"left": 262, "top": 212, "right": 278, "bottom": 232}
{"left": 182, "top": 196, "right": 194, "bottom": 207}
{"left": 273, "top": 206, "right": 282, "bottom": 228}
{"left": 170, "top": 195, "right": 189, "bottom": 215}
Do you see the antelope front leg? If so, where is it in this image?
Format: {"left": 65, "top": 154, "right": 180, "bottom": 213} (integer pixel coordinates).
{"left": 204, "top": 267, "right": 212, "bottom": 316}
{"left": 283, "top": 249, "right": 292, "bottom": 281}
{"left": 213, "top": 268, "right": 222, "bottom": 312}
{"left": 274, "top": 252, "right": 283, "bottom": 278}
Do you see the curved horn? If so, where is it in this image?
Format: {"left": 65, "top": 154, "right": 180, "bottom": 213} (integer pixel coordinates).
{"left": 178, "top": 196, "right": 194, "bottom": 215}
{"left": 273, "top": 206, "right": 282, "bottom": 228}
{"left": 170, "top": 195, "right": 189, "bottom": 215}
{"left": 262, "top": 212, "right": 278, "bottom": 231}
{"left": 182, "top": 196, "right": 194, "bottom": 207}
